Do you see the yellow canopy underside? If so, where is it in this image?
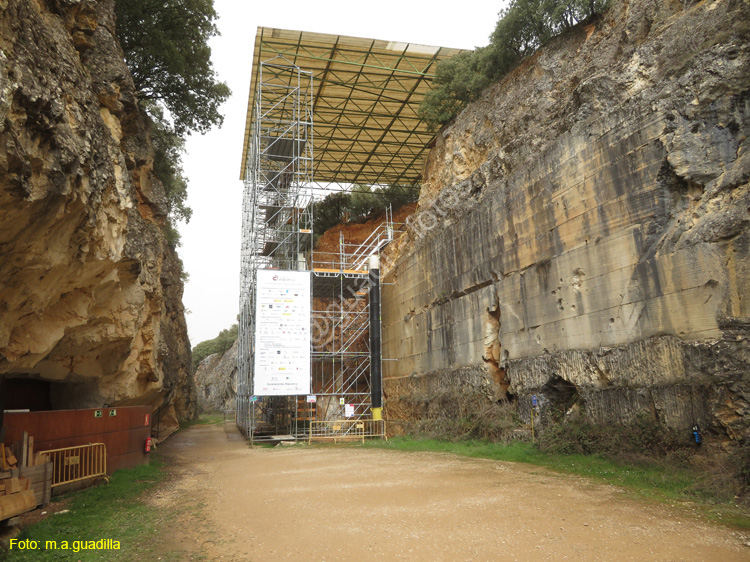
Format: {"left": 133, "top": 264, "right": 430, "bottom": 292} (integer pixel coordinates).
{"left": 240, "top": 27, "right": 465, "bottom": 185}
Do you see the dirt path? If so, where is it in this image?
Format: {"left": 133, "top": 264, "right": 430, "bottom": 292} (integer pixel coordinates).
{"left": 153, "top": 422, "right": 750, "bottom": 562}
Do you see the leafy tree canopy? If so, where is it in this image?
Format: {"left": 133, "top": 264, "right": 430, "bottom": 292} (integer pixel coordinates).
{"left": 149, "top": 104, "right": 191, "bottom": 225}
{"left": 114, "top": 0, "right": 232, "bottom": 252}
{"left": 114, "top": 0, "right": 231, "bottom": 136}
{"left": 192, "top": 324, "right": 238, "bottom": 369}
{"left": 420, "top": 0, "right": 611, "bottom": 128}
{"left": 312, "top": 185, "right": 420, "bottom": 243}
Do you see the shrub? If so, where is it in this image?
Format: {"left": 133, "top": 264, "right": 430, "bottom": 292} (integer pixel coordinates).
{"left": 405, "top": 387, "right": 521, "bottom": 442}
{"left": 312, "top": 184, "right": 419, "bottom": 241}
{"left": 420, "top": 0, "right": 612, "bottom": 128}
{"left": 536, "top": 413, "right": 688, "bottom": 458}
{"left": 192, "top": 324, "right": 238, "bottom": 369}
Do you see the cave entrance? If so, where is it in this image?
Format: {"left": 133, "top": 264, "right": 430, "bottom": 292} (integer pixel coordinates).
{"left": 541, "top": 374, "right": 579, "bottom": 418}
{"left": 3, "top": 377, "right": 73, "bottom": 412}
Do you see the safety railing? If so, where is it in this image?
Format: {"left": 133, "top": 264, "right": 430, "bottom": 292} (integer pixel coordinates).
{"left": 37, "top": 443, "right": 107, "bottom": 488}
{"left": 309, "top": 419, "right": 387, "bottom": 443}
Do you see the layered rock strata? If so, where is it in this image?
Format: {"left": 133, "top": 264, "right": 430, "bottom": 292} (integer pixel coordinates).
{"left": 382, "top": 0, "right": 750, "bottom": 442}
{"left": 0, "top": 0, "right": 196, "bottom": 434}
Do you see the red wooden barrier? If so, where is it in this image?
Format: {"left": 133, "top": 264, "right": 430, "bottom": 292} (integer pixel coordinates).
{"left": 3, "top": 406, "right": 152, "bottom": 473}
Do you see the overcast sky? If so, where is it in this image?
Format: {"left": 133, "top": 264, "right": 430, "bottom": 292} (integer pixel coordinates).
{"left": 179, "top": 1, "right": 506, "bottom": 346}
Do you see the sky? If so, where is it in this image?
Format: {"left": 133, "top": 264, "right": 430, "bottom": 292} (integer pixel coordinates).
{"left": 179, "top": 1, "right": 506, "bottom": 347}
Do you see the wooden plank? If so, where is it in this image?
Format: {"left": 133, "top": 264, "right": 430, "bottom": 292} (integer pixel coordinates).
{"left": 0, "top": 490, "right": 36, "bottom": 520}
{"left": 19, "top": 464, "right": 48, "bottom": 478}
{"left": 20, "top": 432, "right": 28, "bottom": 469}
{"left": 33, "top": 453, "right": 49, "bottom": 466}
{"left": 43, "top": 462, "right": 51, "bottom": 506}
{"left": 19, "top": 468, "right": 48, "bottom": 484}
{"left": 8, "top": 478, "right": 21, "bottom": 494}
{"left": 27, "top": 436, "right": 33, "bottom": 467}
{"left": 30, "top": 481, "right": 44, "bottom": 506}
{"left": 1, "top": 444, "right": 6, "bottom": 471}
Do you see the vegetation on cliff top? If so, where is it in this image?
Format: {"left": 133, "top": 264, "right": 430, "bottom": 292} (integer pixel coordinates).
{"left": 312, "top": 185, "right": 419, "bottom": 245}
{"left": 114, "top": 0, "right": 230, "bottom": 136}
{"left": 114, "top": 0, "right": 230, "bottom": 248}
{"left": 192, "top": 324, "right": 238, "bottom": 370}
{"left": 420, "top": 0, "right": 611, "bottom": 127}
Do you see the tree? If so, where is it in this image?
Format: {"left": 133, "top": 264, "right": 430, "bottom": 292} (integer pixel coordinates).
{"left": 150, "top": 104, "right": 191, "bottom": 225}
{"left": 114, "top": 0, "right": 231, "bottom": 135}
{"left": 114, "top": 0, "right": 231, "bottom": 252}
{"left": 192, "top": 324, "right": 239, "bottom": 369}
{"left": 311, "top": 185, "right": 420, "bottom": 242}
{"left": 420, "top": 0, "right": 611, "bottom": 128}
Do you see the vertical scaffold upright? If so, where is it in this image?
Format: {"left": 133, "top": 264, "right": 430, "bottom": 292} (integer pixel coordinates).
{"left": 237, "top": 27, "right": 451, "bottom": 442}
{"left": 238, "top": 57, "right": 314, "bottom": 438}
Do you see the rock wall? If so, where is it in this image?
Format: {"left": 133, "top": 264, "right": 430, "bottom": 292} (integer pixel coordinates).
{"left": 0, "top": 0, "right": 196, "bottom": 434}
{"left": 382, "top": 0, "right": 750, "bottom": 442}
{"left": 194, "top": 340, "right": 237, "bottom": 413}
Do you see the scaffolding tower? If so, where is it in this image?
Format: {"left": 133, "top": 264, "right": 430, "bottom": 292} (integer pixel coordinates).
{"left": 237, "top": 29, "right": 462, "bottom": 443}
{"left": 238, "top": 57, "right": 314, "bottom": 439}
{"left": 237, "top": 56, "right": 393, "bottom": 442}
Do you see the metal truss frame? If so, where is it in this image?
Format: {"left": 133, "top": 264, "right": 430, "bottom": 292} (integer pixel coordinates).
{"left": 240, "top": 28, "right": 465, "bottom": 187}
{"left": 238, "top": 57, "right": 314, "bottom": 437}
{"left": 238, "top": 29, "right": 462, "bottom": 442}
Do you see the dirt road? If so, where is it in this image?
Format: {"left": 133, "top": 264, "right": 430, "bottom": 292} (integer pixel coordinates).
{"left": 153, "top": 421, "right": 749, "bottom": 561}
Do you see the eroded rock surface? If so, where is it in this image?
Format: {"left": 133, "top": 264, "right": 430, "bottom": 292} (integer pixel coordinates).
{"left": 0, "top": 0, "right": 196, "bottom": 434}
{"left": 382, "top": 0, "right": 750, "bottom": 442}
{"left": 194, "top": 340, "right": 237, "bottom": 413}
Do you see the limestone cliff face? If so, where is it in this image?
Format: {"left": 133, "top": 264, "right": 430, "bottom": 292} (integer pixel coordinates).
{"left": 382, "top": 0, "right": 750, "bottom": 442}
{"left": 194, "top": 340, "right": 237, "bottom": 413}
{"left": 0, "top": 0, "right": 196, "bottom": 433}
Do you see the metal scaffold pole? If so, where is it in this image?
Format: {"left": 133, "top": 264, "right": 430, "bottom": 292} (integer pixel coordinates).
{"left": 369, "top": 255, "right": 383, "bottom": 420}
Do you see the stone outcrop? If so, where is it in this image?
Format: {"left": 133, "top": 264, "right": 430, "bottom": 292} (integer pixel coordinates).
{"left": 382, "top": 0, "right": 750, "bottom": 443}
{"left": 0, "top": 0, "right": 196, "bottom": 435}
{"left": 194, "top": 340, "right": 237, "bottom": 413}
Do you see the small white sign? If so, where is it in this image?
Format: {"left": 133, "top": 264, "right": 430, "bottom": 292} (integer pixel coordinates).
{"left": 344, "top": 404, "right": 355, "bottom": 418}
{"left": 306, "top": 395, "right": 317, "bottom": 403}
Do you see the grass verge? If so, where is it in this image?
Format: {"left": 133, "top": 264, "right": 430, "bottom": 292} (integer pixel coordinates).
{"left": 179, "top": 412, "right": 226, "bottom": 430}
{"left": 1, "top": 455, "right": 169, "bottom": 561}
{"left": 364, "top": 436, "right": 750, "bottom": 530}
{"left": 1, "top": 415, "right": 233, "bottom": 561}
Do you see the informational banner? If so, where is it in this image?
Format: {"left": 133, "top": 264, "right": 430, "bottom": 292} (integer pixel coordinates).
{"left": 253, "top": 270, "right": 311, "bottom": 395}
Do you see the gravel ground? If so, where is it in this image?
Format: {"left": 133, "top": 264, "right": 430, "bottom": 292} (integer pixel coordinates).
{"left": 151, "top": 422, "right": 750, "bottom": 561}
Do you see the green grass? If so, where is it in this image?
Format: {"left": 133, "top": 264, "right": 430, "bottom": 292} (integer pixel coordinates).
{"left": 0, "top": 455, "right": 192, "bottom": 561}
{"left": 364, "top": 436, "right": 750, "bottom": 529}
{"left": 179, "top": 412, "right": 226, "bottom": 430}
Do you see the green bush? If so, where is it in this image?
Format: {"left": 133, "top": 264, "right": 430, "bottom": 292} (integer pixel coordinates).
{"left": 312, "top": 184, "right": 419, "bottom": 241}
{"left": 192, "top": 324, "right": 238, "bottom": 369}
{"left": 536, "top": 413, "right": 688, "bottom": 458}
{"left": 420, "top": 0, "right": 611, "bottom": 127}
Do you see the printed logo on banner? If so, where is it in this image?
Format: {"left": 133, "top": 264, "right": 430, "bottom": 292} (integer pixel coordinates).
{"left": 253, "top": 270, "right": 311, "bottom": 396}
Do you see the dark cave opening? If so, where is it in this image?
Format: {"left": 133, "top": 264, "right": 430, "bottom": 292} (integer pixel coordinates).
{"left": 541, "top": 374, "right": 579, "bottom": 416}
{"left": 3, "top": 377, "right": 76, "bottom": 412}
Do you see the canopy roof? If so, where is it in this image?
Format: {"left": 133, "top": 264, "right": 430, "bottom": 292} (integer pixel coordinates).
{"left": 240, "top": 28, "right": 465, "bottom": 185}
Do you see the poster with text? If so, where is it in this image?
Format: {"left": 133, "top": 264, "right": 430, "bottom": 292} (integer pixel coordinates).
{"left": 253, "top": 269, "right": 311, "bottom": 395}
